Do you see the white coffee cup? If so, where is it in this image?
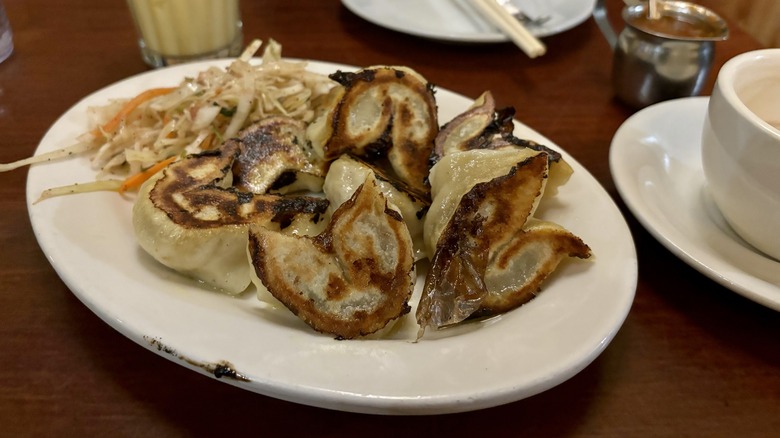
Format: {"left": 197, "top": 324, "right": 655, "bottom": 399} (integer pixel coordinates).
{"left": 701, "top": 49, "right": 780, "bottom": 260}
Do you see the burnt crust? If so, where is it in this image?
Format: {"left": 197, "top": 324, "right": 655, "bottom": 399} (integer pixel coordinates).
{"left": 322, "top": 67, "right": 438, "bottom": 194}
{"left": 248, "top": 176, "right": 415, "bottom": 339}
{"left": 148, "top": 125, "right": 328, "bottom": 230}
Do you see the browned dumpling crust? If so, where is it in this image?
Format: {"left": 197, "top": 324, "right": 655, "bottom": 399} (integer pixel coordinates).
{"left": 418, "top": 152, "right": 553, "bottom": 334}
{"left": 479, "top": 218, "right": 591, "bottom": 316}
{"left": 323, "top": 154, "right": 430, "bottom": 260}
{"left": 248, "top": 174, "right": 415, "bottom": 339}
{"left": 307, "top": 66, "right": 438, "bottom": 195}
{"left": 231, "top": 116, "right": 325, "bottom": 195}
{"left": 133, "top": 118, "right": 328, "bottom": 294}
{"left": 417, "top": 99, "right": 592, "bottom": 336}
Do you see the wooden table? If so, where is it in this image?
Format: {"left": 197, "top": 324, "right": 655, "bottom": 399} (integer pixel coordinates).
{"left": 1, "top": 0, "right": 777, "bottom": 435}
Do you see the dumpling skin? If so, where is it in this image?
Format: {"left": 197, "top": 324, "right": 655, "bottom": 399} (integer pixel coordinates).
{"left": 431, "top": 91, "right": 496, "bottom": 162}
{"left": 248, "top": 174, "right": 415, "bottom": 339}
{"left": 431, "top": 90, "right": 574, "bottom": 196}
{"left": 417, "top": 151, "right": 550, "bottom": 333}
{"left": 479, "top": 218, "right": 591, "bottom": 316}
{"left": 323, "top": 154, "right": 429, "bottom": 260}
{"left": 231, "top": 116, "right": 325, "bottom": 195}
{"left": 418, "top": 148, "right": 591, "bottom": 336}
{"left": 306, "top": 66, "right": 438, "bottom": 194}
{"left": 133, "top": 178, "right": 252, "bottom": 293}
{"left": 423, "top": 148, "right": 543, "bottom": 259}
{"left": 133, "top": 138, "right": 328, "bottom": 295}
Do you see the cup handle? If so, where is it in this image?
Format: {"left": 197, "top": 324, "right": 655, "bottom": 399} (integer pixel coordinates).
{"left": 593, "top": 0, "right": 617, "bottom": 50}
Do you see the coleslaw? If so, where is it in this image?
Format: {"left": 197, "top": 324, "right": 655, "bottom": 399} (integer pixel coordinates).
{"left": 1, "top": 39, "right": 336, "bottom": 199}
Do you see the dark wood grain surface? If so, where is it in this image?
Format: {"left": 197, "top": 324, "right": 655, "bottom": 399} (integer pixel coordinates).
{"left": 1, "top": 0, "right": 777, "bottom": 435}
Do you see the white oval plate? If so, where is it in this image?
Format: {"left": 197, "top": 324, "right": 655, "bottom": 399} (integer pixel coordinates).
{"left": 341, "top": 0, "right": 596, "bottom": 43}
{"left": 610, "top": 97, "right": 780, "bottom": 311}
{"left": 27, "top": 59, "right": 636, "bottom": 415}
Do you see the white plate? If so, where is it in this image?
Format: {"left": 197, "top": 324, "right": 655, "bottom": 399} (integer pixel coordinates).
{"left": 341, "top": 0, "right": 596, "bottom": 43}
{"left": 610, "top": 97, "right": 780, "bottom": 311}
{"left": 27, "top": 59, "right": 636, "bottom": 415}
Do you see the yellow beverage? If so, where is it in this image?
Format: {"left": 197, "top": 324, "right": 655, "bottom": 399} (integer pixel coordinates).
{"left": 127, "top": 0, "right": 242, "bottom": 64}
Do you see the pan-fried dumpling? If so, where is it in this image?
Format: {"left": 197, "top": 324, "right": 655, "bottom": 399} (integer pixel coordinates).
{"left": 306, "top": 66, "right": 438, "bottom": 194}
{"left": 248, "top": 174, "right": 415, "bottom": 339}
{"left": 323, "top": 154, "right": 429, "bottom": 260}
{"left": 432, "top": 91, "right": 496, "bottom": 162}
{"left": 231, "top": 116, "right": 325, "bottom": 195}
{"left": 431, "top": 90, "right": 573, "bottom": 196}
{"left": 479, "top": 218, "right": 591, "bottom": 316}
{"left": 418, "top": 151, "right": 549, "bottom": 333}
{"left": 417, "top": 148, "right": 591, "bottom": 336}
{"left": 423, "top": 147, "right": 544, "bottom": 259}
{"left": 133, "top": 133, "right": 328, "bottom": 295}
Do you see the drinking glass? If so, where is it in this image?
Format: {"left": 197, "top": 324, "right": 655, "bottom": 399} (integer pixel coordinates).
{"left": 127, "top": 0, "right": 243, "bottom": 68}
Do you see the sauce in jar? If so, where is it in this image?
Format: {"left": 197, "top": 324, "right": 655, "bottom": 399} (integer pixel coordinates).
{"left": 631, "top": 13, "right": 723, "bottom": 39}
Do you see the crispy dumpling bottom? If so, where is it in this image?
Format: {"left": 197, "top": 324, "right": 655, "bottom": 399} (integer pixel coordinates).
{"left": 248, "top": 174, "right": 416, "bottom": 339}
{"left": 417, "top": 150, "right": 591, "bottom": 336}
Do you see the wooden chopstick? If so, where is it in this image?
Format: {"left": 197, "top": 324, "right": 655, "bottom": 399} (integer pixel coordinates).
{"left": 467, "top": 0, "right": 546, "bottom": 58}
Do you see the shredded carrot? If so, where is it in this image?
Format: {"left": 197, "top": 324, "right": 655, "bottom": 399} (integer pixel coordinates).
{"left": 93, "top": 87, "right": 177, "bottom": 138}
{"left": 118, "top": 156, "right": 177, "bottom": 194}
{"left": 200, "top": 133, "right": 215, "bottom": 150}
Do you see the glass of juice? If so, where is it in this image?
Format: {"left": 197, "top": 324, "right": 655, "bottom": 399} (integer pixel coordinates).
{"left": 127, "top": 0, "right": 243, "bottom": 68}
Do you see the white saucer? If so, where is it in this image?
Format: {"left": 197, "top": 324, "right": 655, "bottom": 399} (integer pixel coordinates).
{"left": 341, "top": 0, "right": 596, "bottom": 43}
{"left": 610, "top": 97, "right": 780, "bottom": 311}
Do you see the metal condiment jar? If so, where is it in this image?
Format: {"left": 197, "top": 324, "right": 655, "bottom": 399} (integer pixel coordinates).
{"left": 594, "top": 0, "right": 728, "bottom": 109}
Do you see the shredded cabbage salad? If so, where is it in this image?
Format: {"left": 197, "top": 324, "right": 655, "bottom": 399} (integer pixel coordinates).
{"left": 1, "top": 39, "right": 336, "bottom": 197}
